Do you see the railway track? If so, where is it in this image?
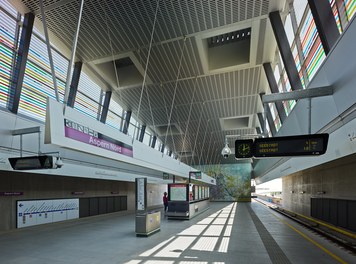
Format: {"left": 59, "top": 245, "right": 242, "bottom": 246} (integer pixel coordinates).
{"left": 253, "top": 198, "right": 356, "bottom": 255}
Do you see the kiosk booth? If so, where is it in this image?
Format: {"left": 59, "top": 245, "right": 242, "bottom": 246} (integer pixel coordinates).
{"left": 166, "top": 183, "right": 210, "bottom": 219}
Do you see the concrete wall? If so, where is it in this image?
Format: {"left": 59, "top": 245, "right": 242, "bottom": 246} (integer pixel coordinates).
{"left": 282, "top": 153, "right": 356, "bottom": 216}
{"left": 0, "top": 170, "right": 166, "bottom": 231}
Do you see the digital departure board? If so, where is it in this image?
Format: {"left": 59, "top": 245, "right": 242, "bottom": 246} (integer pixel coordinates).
{"left": 8, "top": 155, "right": 54, "bottom": 170}
{"left": 253, "top": 134, "right": 329, "bottom": 157}
{"left": 189, "top": 171, "right": 202, "bottom": 179}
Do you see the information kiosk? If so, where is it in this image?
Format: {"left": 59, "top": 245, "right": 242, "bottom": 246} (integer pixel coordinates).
{"left": 135, "top": 178, "right": 160, "bottom": 236}
{"left": 166, "top": 183, "right": 210, "bottom": 219}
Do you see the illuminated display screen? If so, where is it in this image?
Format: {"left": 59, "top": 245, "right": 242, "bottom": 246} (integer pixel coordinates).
{"left": 254, "top": 134, "right": 329, "bottom": 157}
{"left": 169, "top": 184, "right": 187, "bottom": 201}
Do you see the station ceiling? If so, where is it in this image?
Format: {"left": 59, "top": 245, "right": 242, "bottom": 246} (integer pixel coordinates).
{"left": 13, "top": 0, "right": 287, "bottom": 167}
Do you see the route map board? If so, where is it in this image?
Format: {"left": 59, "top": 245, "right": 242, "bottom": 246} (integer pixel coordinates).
{"left": 17, "top": 199, "right": 79, "bottom": 228}
{"left": 169, "top": 184, "right": 187, "bottom": 201}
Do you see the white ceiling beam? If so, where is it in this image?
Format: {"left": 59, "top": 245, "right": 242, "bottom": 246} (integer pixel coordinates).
{"left": 262, "top": 86, "right": 333, "bottom": 103}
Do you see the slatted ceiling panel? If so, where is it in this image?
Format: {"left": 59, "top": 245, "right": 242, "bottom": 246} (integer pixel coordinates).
{"left": 181, "top": 38, "right": 202, "bottom": 78}
{"left": 80, "top": 4, "right": 112, "bottom": 55}
{"left": 157, "top": 83, "right": 177, "bottom": 108}
{"left": 21, "top": 0, "right": 57, "bottom": 10}
{"left": 183, "top": 1, "right": 196, "bottom": 33}
{"left": 194, "top": 69, "right": 260, "bottom": 103}
{"left": 170, "top": 80, "right": 196, "bottom": 106}
{"left": 118, "top": 2, "right": 150, "bottom": 45}
{"left": 156, "top": 2, "right": 176, "bottom": 39}
{"left": 204, "top": 96, "right": 258, "bottom": 119}
{"left": 22, "top": 0, "right": 271, "bottom": 62}
{"left": 42, "top": 1, "right": 78, "bottom": 37}
{"left": 100, "top": 1, "right": 136, "bottom": 52}
{"left": 175, "top": 104, "right": 201, "bottom": 123}
{"left": 174, "top": 1, "right": 190, "bottom": 35}
{"left": 138, "top": 41, "right": 183, "bottom": 83}
{"left": 16, "top": 0, "right": 275, "bottom": 165}
{"left": 141, "top": 108, "right": 166, "bottom": 126}
{"left": 100, "top": 1, "right": 139, "bottom": 50}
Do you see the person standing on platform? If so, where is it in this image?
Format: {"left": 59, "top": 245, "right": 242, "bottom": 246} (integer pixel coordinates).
{"left": 163, "top": 192, "right": 168, "bottom": 213}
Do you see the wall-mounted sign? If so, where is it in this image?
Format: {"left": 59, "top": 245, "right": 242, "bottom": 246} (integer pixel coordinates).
{"left": 163, "top": 173, "right": 169, "bottom": 179}
{"left": 189, "top": 171, "right": 202, "bottom": 179}
{"left": 64, "top": 119, "right": 133, "bottom": 157}
{"left": 71, "top": 191, "right": 84, "bottom": 195}
{"left": 17, "top": 199, "right": 79, "bottom": 228}
{"left": 136, "top": 178, "right": 146, "bottom": 211}
{"left": 0, "top": 192, "right": 23, "bottom": 196}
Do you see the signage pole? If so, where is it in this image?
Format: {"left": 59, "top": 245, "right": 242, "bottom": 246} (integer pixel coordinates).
{"left": 135, "top": 178, "right": 147, "bottom": 212}
{"left": 135, "top": 177, "right": 160, "bottom": 236}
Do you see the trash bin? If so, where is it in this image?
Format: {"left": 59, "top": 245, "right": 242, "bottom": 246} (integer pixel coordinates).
{"left": 135, "top": 211, "right": 160, "bottom": 236}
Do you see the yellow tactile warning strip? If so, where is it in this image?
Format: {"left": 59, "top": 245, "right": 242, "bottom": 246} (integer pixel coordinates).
{"left": 281, "top": 208, "right": 356, "bottom": 240}
{"left": 255, "top": 198, "right": 356, "bottom": 240}
{"left": 269, "top": 209, "right": 348, "bottom": 264}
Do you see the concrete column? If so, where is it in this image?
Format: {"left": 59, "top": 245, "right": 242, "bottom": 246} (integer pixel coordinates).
{"left": 8, "top": 12, "right": 35, "bottom": 113}
{"left": 122, "top": 111, "right": 132, "bottom": 135}
{"left": 269, "top": 11, "right": 303, "bottom": 91}
{"left": 308, "top": 0, "right": 340, "bottom": 55}
{"left": 100, "top": 91, "right": 112, "bottom": 123}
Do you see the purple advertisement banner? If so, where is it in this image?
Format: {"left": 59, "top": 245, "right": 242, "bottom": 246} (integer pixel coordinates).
{"left": 64, "top": 126, "right": 133, "bottom": 157}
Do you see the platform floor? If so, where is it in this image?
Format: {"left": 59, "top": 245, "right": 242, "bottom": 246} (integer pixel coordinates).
{"left": 0, "top": 200, "right": 355, "bottom": 264}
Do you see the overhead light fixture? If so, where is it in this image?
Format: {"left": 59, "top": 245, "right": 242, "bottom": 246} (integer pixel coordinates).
{"left": 208, "top": 27, "right": 251, "bottom": 48}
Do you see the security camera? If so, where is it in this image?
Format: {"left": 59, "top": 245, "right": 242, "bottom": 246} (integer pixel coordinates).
{"left": 221, "top": 145, "right": 231, "bottom": 159}
{"left": 55, "top": 157, "right": 64, "bottom": 168}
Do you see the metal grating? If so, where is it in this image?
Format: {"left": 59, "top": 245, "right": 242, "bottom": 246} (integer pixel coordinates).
{"left": 21, "top": 0, "right": 270, "bottom": 62}
{"left": 15, "top": 0, "right": 276, "bottom": 166}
